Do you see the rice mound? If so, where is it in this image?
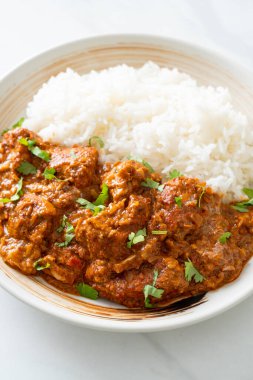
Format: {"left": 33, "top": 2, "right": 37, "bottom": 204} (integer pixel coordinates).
{"left": 23, "top": 62, "right": 253, "bottom": 201}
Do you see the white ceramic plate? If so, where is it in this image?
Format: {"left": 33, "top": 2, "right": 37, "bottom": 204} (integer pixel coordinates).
{"left": 0, "top": 34, "right": 253, "bottom": 332}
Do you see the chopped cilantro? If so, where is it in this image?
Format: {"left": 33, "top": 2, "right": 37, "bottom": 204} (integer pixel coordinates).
{"left": 152, "top": 230, "right": 167, "bottom": 235}
{"left": 0, "top": 177, "right": 23, "bottom": 203}
{"left": 19, "top": 138, "right": 36, "bottom": 147}
{"left": 219, "top": 231, "right": 231, "bottom": 244}
{"left": 88, "top": 136, "right": 104, "bottom": 149}
{"left": 168, "top": 169, "right": 182, "bottom": 179}
{"left": 43, "top": 167, "right": 57, "bottom": 180}
{"left": 1, "top": 117, "right": 25, "bottom": 136}
{"left": 76, "top": 183, "right": 109, "bottom": 215}
{"left": 127, "top": 155, "right": 154, "bottom": 173}
{"left": 76, "top": 198, "right": 105, "bottom": 216}
{"left": 17, "top": 161, "right": 37, "bottom": 175}
{"left": 76, "top": 283, "right": 99, "bottom": 300}
{"left": 33, "top": 258, "right": 50, "bottom": 271}
{"left": 127, "top": 228, "right": 147, "bottom": 248}
{"left": 55, "top": 217, "right": 75, "bottom": 247}
{"left": 242, "top": 188, "right": 253, "bottom": 199}
{"left": 198, "top": 186, "right": 206, "bottom": 208}
{"left": 94, "top": 183, "right": 109, "bottom": 206}
{"left": 19, "top": 137, "right": 50, "bottom": 162}
{"left": 141, "top": 178, "right": 164, "bottom": 192}
{"left": 232, "top": 188, "right": 253, "bottom": 213}
{"left": 184, "top": 259, "right": 205, "bottom": 283}
{"left": 175, "top": 196, "right": 182, "bottom": 207}
{"left": 57, "top": 215, "right": 68, "bottom": 233}
{"left": 144, "top": 270, "right": 164, "bottom": 308}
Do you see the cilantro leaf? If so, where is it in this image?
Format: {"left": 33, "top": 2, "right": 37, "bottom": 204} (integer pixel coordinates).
{"left": 76, "top": 198, "right": 105, "bottom": 216}
{"left": 94, "top": 183, "right": 109, "bottom": 206}
{"left": 127, "top": 228, "right": 147, "bottom": 248}
{"left": 152, "top": 230, "right": 167, "bottom": 235}
{"left": 0, "top": 177, "right": 23, "bottom": 204}
{"left": 242, "top": 188, "right": 253, "bottom": 199}
{"left": 141, "top": 178, "right": 164, "bottom": 192}
{"left": 19, "top": 138, "right": 36, "bottom": 147}
{"left": 33, "top": 258, "right": 50, "bottom": 271}
{"left": 43, "top": 167, "right": 57, "bottom": 180}
{"left": 12, "top": 117, "right": 25, "bottom": 129}
{"left": 175, "top": 196, "right": 182, "bottom": 207}
{"left": 232, "top": 188, "right": 253, "bottom": 212}
{"left": 30, "top": 146, "right": 50, "bottom": 162}
{"left": 55, "top": 217, "right": 75, "bottom": 247}
{"left": 143, "top": 270, "right": 164, "bottom": 308}
{"left": 168, "top": 169, "right": 182, "bottom": 179}
{"left": 17, "top": 161, "right": 37, "bottom": 175}
{"left": 219, "top": 231, "right": 231, "bottom": 244}
{"left": 76, "top": 283, "right": 99, "bottom": 300}
{"left": 1, "top": 117, "right": 25, "bottom": 136}
{"left": 198, "top": 186, "right": 206, "bottom": 208}
{"left": 76, "top": 184, "right": 108, "bottom": 215}
{"left": 88, "top": 136, "right": 104, "bottom": 149}
{"left": 232, "top": 204, "right": 249, "bottom": 213}
{"left": 19, "top": 137, "right": 50, "bottom": 162}
{"left": 57, "top": 215, "right": 68, "bottom": 233}
{"left": 127, "top": 155, "right": 154, "bottom": 173}
{"left": 184, "top": 259, "right": 205, "bottom": 283}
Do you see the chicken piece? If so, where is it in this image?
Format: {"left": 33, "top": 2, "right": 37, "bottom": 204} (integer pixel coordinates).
{"left": 7, "top": 194, "right": 56, "bottom": 243}
{"left": 41, "top": 244, "right": 85, "bottom": 285}
{"left": 101, "top": 160, "right": 161, "bottom": 201}
{"left": 0, "top": 236, "right": 41, "bottom": 274}
{"left": 49, "top": 146, "right": 99, "bottom": 190}
{"left": 76, "top": 194, "right": 151, "bottom": 262}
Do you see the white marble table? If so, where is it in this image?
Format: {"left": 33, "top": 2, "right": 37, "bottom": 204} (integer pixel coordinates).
{"left": 1, "top": 1, "right": 253, "bottom": 379}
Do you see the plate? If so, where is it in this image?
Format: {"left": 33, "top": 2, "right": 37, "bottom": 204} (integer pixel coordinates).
{"left": 1, "top": 34, "right": 253, "bottom": 332}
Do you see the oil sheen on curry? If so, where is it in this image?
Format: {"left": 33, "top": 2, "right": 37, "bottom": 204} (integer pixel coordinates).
{"left": 0, "top": 127, "right": 253, "bottom": 309}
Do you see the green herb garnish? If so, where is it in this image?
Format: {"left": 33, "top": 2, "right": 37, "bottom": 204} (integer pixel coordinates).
{"left": 152, "top": 230, "right": 167, "bottom": 235}
{"left": 127, "top": 155, "right": 154, "bottom": 173}
{"left": 127, "top": 228, "right": 147, "bottom": 248}
{"left": 219, "top": 232, "right": 231, "bottom": 244}
{"left": 198, "top": 186, "right": 206, "bottom": 208}
{"left": 0, "top": 177, "right": 23, "bottom": 203}
{"left": 1, "top": 117, "right": 25, "bottom": 136}
{"left": 33, "top": 258, "right": 50, "bottom": 271}
{"left": 184, "top": 259, "right": 205, "bottom": 283}
{"left": 19, "top": 137, "right": 50, "bottom": 162}
{"left": 232, "top": 188, "right": 253, "bottom": 213}
{"left": 76, "top": 198, "right": 105, "bottom": 216}
{"left": 175, "top": 196, "right": 182, "bottom": 207}
{"left": 76, "top": 283, "right": 99, "bottom": 300}
{"left": 88, "top": 136, "right": 104, "bottom": 149}
{"left": 17, "top": 161, "right": 37, "bottom": 175}
{"left": 141, "top": 178, "right": 164, "bottom": 192}
{"left": 144, "top": 270, "right": 164, "bottom": 308}
{"left": 168, "top": 169, "right": 182, "bottom": 179}
{"left": 93, "top": 183, "right": 109, "bottom": 206}
{"left": 56, "top": 215, "right": 68, "bottom": 233}
{"left": 55, "top": 216, "right": 75, "bottom": 247}
{"left": 76, "top": 183, "right": 109, "bottom": 215}
{"left": 43, "top": 168, "right": 57, "bottom": 180}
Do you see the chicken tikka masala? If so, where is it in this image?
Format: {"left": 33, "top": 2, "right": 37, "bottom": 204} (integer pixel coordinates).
{"left": 0, "top": 126, "right": 252, "bottom": 308}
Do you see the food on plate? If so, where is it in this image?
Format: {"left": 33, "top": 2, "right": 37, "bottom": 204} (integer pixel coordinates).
{"left": 0, "top": 126, "right": 253, "bottom": 308}
{"left": 23, "top": 62, "right": 253, "bottom": 201}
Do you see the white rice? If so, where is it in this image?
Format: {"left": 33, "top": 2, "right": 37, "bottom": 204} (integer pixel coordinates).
{"left": 23, "top": 62, "right": 253, "bottom": 201}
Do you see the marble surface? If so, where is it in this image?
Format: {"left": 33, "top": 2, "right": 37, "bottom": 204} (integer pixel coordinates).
{"left": 0, "top": 0, "right": 253, "bottom": 379}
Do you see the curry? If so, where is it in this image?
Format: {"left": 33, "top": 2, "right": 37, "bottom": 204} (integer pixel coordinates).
{"left": 0, "top": 128, "right": 252, "bottom": 308}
